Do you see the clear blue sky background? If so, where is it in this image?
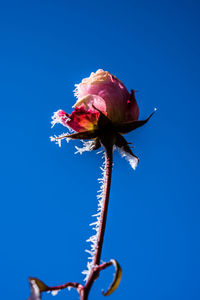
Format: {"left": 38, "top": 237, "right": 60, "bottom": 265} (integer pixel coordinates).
{"left": 1, "top": 0, "right": 200, "bottom": 299}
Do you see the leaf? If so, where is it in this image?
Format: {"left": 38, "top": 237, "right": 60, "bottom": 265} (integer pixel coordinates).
{"left": 28, "top": 277, "right": 49, "bottom": 300}
{"left": 102, "top": 259, "right": 122, "bottom": 296}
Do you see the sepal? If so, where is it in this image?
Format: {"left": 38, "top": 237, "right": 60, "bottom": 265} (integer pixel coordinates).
{"left": 115, "top": 109, "right": 156, "bottom": 134}
{"left": 52, "top": 130, "right": 99, "bottom": 141}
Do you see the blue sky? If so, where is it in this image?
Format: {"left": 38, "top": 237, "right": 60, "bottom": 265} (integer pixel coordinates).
{"left": 0, "top": 0, "right": 200, "bottom": 299}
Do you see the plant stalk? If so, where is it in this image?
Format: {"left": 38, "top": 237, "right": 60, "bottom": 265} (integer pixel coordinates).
{"left": 81, "top": 146, "right": 113, "bottom": 299}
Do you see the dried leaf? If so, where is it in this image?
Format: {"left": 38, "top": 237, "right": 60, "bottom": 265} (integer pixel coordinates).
{"left": 102, "top": 259, "right": 122, "bottom": 296}
{"left": 28, "top": 277, "right": 49, "bottom": 300}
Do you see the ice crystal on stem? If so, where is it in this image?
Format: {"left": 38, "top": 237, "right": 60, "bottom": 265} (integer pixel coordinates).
{"left": 83, "top": 153, "right": 107, "bottom": 282}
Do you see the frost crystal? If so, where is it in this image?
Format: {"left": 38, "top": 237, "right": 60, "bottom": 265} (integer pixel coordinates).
{"left": 73, "top": 84, "right": 79, "bottom": 99}
{"left": 82, "top": 152, "right": 107, "bottom": 281}
{"left": 51, "top": 290, "right": 60, "bottom": 296}
{"left": 50, "top": 110, "right": 74, "bottom": 147}
{"left": 50, "top": 133, "right": 70, "bottom": 147}
{"left": 118, "top": 148, "right": 139, "bottom": 170}
{"left": 51, "top": 110, "right": 70, "bottom": 129}
{"left": 75, "top": 140, "right": 95, "bottom": 155}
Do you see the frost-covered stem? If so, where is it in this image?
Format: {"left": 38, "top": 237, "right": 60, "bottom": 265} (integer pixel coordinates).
{"left": 47, "top": 282, "right": 81, "bottom": 292}
{"left": 93, "top": 146, "right": 113, "bottom": 266}
{"left": 82, "top": 146, "right": 113, "bottom": 299}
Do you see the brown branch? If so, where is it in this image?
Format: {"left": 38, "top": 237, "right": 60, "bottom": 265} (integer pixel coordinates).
{"left": 46, "top": 282, "right": 82, "bottom": 292}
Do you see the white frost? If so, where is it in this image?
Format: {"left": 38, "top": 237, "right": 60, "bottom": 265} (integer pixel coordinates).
{"left": 118, "top": 148, "right": 139, "bottom": 170}
{"left": 50, "top": 133, "right": 70, "bottom": 147}
{"left": 82, "top": 152, "right": 107, "bottom": 282}
{"left": 75, "top": 140, "right": 95, "bottom": 154}
{"left": 51, "top": 110, "right": 71, "bottom": 129}
{"left": 51, "top": 289, "right": 61, "bottom": 296}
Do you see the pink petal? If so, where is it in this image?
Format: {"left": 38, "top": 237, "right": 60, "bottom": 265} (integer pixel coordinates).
{"left": 51, "top": 110, "right": 70, "bottom": 128}
{"left": 67, "top": 106, "right": 100, "bottom": 132}
{"left": 74, "top": 94, "right": 107, "bottom": 115}
{"left": 74, "top": 69, "right": 139, "bottom": 123}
